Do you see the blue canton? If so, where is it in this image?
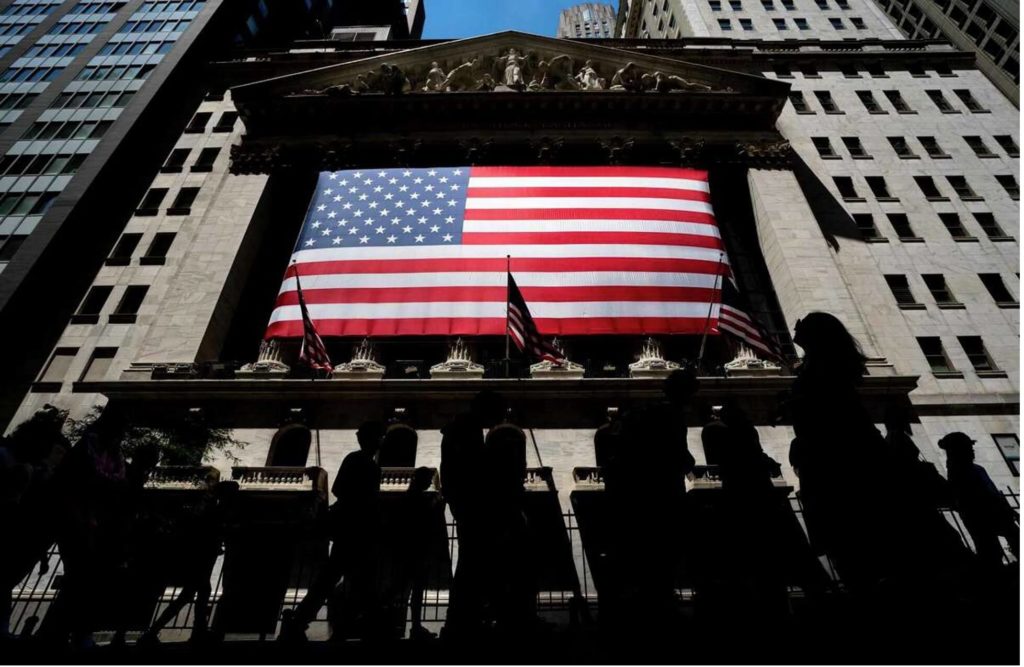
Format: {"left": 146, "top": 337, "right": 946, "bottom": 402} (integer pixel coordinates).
{"left": 296, "top": 167, "right": 472, "bottom": 250}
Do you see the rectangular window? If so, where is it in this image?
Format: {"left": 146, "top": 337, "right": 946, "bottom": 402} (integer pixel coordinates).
{"left": 867, "top": 62, "right": 887, "bottom": 77}
{"left": 963, "top": 136, "right": 996, "bottom": 157}
{"left": 813, "top": 137, "right": 838, "bottom": 158}
{"left": 853, "top": 213, "right": 883, "bottom": 240}
{"left": 887, "top": 213, "right": 918, "bottom": 240}
{"left": 888, "top": 136, "right": 916, "bottom": 158}
{"left": 850, "top": 16, "right": 866, "bottom": 28}
{"left": 842, "top": 137, "right": 870, "bottom": 158}
{"left": 184, "top": 111, "right": 211, "bottom": 133}
{"left": 857, "top": 90, "right": 884, "bottom": 113}
{"left": 729, "top": 0, "right": 743, "bottom": 9}
{"left": 884, "top": 90, "right": 913, "bottom": 113}
{"left": 212, "top": 111, "right": 238, "bottom": 133}
{"left": 866, "top": 176, "right": 894, "bottom": 199}
{"left": 829, "top": 17, "right": 845, "bottom": 29}
{"left": 979, "top": 274, "right": 1017, "bottom": 306}
{"left": 739, "top": 17, "right": 753, "bottom": 29}
{"left": 995, "top": 175, "right": 1019, "bottom": 199}
{"left": 37, "top": 347, "right": 78, "bottom": 386}
{"left": 957, "top": 336, "right": 998, "bottom": 373}
{"left": 953, "top": 89, "right": 986, "bottom": 112}
{"left": 774, "top": 64, "right": 793, "bottom": 78}
{"left": 81, "top": 347, "right": 117, "bottom": 382}
{"left": 814, "top": 91, "right": 841, "bottom": 113}
{"left": 72, "top": 285, "right": 113, "bottom": 324}
{"left": 718, "top": 18, "right": 732, "bottom": 29}
{"left": 926, "top": 89, "right": 957, "bottom": 112}
{"left": 918, "top": 136, "right": 948, "bottom": 158}
{"left": 833, "top": 176, "right": 859, "bottom": 199}
{"left": 161, "top": 148, "right": 190, "bottom": 172}
{"left": 781, "top": 0, "right": 794, "bottom": 8}
{"left": 923, "top": 274, "right": 961, "bottom": 307}
{"left": 137, "top": 187, "right": 168, "bottom": 215}
{"left": 794, "top": 17, "right": 809, "bottom": 28}
{"left": 885, "top": 274, "right": 921, "bottom": 307}
{"left": 761, "top": 0, "right": 774, "bottom": 8}
{"left": 914, "top": 176, "right": 945, "bottom": 199}
{"left": 142, "top": 232, "right": 175, "bottom": 265}
{"left": 773, "top": 17, "right": 787, "bottom": 29}
{"left": 946, "top": 175, "right": 979, "bottom": 200}
{"left": 107, "top": 233, "right": 142, "bottom": 265}
{"left": 709, "top": 1, "right": 722, "bottom": 10}
{"left": 801, "top": 65, "right": 819, "bottom": 78}
{"left": 168, "top": 187, "right": 200, "bottom": 214}
{"left": 917, "top": 337, "right": 957, "bottom": 374}
{"left": 992, "top": 434, "right": 1019, "bottom": 476}
{"left": 841, "top": 65, "right": 860, "bottom": 78}
{"left": 110, "top": 285, "right": 148, "bottom": 323}
{"left": 789, "top": 91, "right": 811, "bottom": 112}
{"left": 191, "top": 147, "right": 220, "bottom": 172}
{"left": 938, "top": 213, "right": 972, "bottom": 240}
{"left": 993, "top": 135, "right": 1019, "bottom": 157}
{"left": 972, "top": 212, "right": 1010, "bottom": 240}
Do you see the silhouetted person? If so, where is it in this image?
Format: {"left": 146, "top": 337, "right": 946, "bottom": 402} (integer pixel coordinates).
{"left": 884, "top": 405, "right": 951, "bottom": 509}
{"left": 282, "top": 420, "right": 385, "bottom": 641}
{"left": 440, "top": 390, "right": 506, "bottom": 638}
{"left": 1, "top": 405, "right": 69, "bottom": 640}
{"left": 379, "top": 423, "right": 418, "bottom": 468}
{"left": 387, "top": 467, "right": 439, "bottom": 640}
{"left": 593, "top": 413, "right": 622, "bottom": 469}
{"left": 939, "top": 432, "right": 1019, "bottom": 569}
{"left": 139, "top": 481, "right": 238, "bottom": 645}
{"left": 788, "top": 313, "right": 967, "bottom": 602}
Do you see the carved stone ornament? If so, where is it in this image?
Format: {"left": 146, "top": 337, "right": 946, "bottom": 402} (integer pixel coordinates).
{"left": 723, "top": 343, "right": 782, "bottom": 377}
{"left": 237, "top": 339, "right": 290, "bottom": 377}
{"left": 734, "top": 139, "right": 794, "bottom": 168}
{"left": 531, "top": 136, "right": 564, "bottom": 164}
{"left": 601, "top": 136, "right": 635, "bottom": 165}
{"left": 430, "top": 338, "right": 485, "bottom": 379}
{"left": 628, "top": 337, "right": 681, "bottom": 379}
{"left": 332, "top": 338, "right": 386, "bottom": 380}
{"left": 529, "top": 338, "right": 585, "bottom": 379}
{"left": 670, "top": 138, "right": 706, "bottom": 165}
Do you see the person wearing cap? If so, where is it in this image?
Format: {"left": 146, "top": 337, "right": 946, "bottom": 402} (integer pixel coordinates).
{"left": 939, "top": 432, "right": 1019, "bottom": 569}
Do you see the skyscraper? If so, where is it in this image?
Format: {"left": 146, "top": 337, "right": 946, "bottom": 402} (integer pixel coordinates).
{"left": 557, "top": 2, "right": 616, "bottom": 38}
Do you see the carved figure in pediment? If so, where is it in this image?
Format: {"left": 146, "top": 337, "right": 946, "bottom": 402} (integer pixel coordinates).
{"left": 642, "top": 71, "right": 714, "bottom": 93}
{"left": 476, "top": 73, "right": 497, "bottom": 91}
{"left": 364, "top": 63, "right": 409, "bottom": 95}
{"left": 443, "top": 57, "right": 484, "bottom": 91}
{"left": 422, "top": 61, "right": 447, "bottom": 91}
{"left": 527, "top": 59, "right": 548, "bottom": 91}
{"left": 498, "top": 48, "right": 528, "bottom": 90}
{"left": 609, "top": 62, "right": 643, "bottom": 91}
{"left": 575, "top": 59, "right": 605, "bottom": 90}
{"left": 541, "top": 54, "right": 580, "bottom": 90}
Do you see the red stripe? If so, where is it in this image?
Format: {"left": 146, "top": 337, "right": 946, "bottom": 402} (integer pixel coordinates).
{"left": 276, "top": 285, "right": 723, "bottom": 306}
{"left": 466, "top": 186, "right": 710, "bottom": 202}
{"left": 463, "top": 208, "right": 716, "bottom": 224}
{"left": 462, "top": 231, "right": 724, "bottom": 249}
{"left": 266, "top": 316, "right": 721, "bottom": 339}
{"left": 286, "top": 257, "right": 732, "bottom": 277}
{"left": 470, "top": 166, "right": 709, "bottom": 180}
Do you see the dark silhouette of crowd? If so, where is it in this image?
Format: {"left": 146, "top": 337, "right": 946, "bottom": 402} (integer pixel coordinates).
{"left": 0, "top": 312, "right": 1019, "bottom": 658}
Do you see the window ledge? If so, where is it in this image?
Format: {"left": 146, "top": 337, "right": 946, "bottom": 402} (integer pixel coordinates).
{"left": 795, "top": 110, "right": 816, "bottom": 114}
{"left": 108, "top": 313, "right": 138, "bottom": 324}
{"left": 864, "top": 236, "right": 890, "bottom": 243}
{"left": 183, "top": 127, "right": 206, "bottom": 134}
{"left": 821, "top": 155, "right": 842, "bottom": 160}
{"left": 875, "top": 197, "right": 900, "bottom": 202}
{"left": 953, "top": 236, "right": 979, "bottom": 242}
{"left": 867, "top": 110, "right": 888, "bottom": 114}
{"left": 896, "top": 110, "right": 918, "bottom": 114}
{"left": 996, "top": 302, "right": 1019, "bottom": 309}
{"left": 976, "top": 370, "right": 1008, "bottom": 378}
{"left": 190, "top": 165, "right": 213, "bottom": 173}
{"left": 958, "top": 196, "right": 985, "bottom": 202}
{"left": 933, "top": 371, "right": 965, "bottom": 379}
{"left": 928, "top": 154, "right": 951, "bottom": 159}
{"left": 1006, "top": 153, "right": 1020, "bottom": 158}
{"left": 104, "top": 257, "right": 130, "bottom": 266}
{"left": 212, "top": 126, "right": 234, "bottom": 133}
{"left": 166, "top": 207, "right": 192, "bottom": 216}
{"left": 30, "top": 382, "right": 62, "bottom": 393}
{"left": 898, "top": 236, "right": 925, "bottom": 243}
{"left": 824, "top": 110, "right": 846, "bottom": 115}
{"left": 842, "top": 196, "right": 866, "bottom": 202}
{"left": 968, "top": 109, "right": 991, "bottom": 114}
{"left": 851, "top": 155, "right": 873, "bottom": 160}
{"left": 988, "top": 236, "right": 1016, "bottom": 242}
{"left": 977, "top": 154, "right": 999, "bottom": 158}
{"left": 134, "top": 208, "right": 159, "bottom": 216}
{"left": 69, "top": 313, "right": 99, "bottom": 324}
{"left": 159, "top": 166, "right": 183, "bottom": 173}
{"left": 140, "top": 256, "right": 166, "bottom": 266}
{"left": 939, "top": 109, "right": 962, "bottom": 114}
{"left": 898, "top": 303, "right": 927, "bottom": 310}
{"left": 925, "top": 196, "right": 950, "bottom": 202}
{"left": 937, "top": 302, "right": 966, "bottom": 310}
{"left": 897, "top": 155, "right": 921, "bottom": 159}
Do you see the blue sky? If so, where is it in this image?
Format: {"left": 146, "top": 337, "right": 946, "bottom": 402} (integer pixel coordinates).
{"left": 421, "top": 0, "right": 589, "bottom": 38}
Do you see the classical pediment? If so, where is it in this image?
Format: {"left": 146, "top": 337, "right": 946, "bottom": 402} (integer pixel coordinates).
{"left": 232, "top": 30, "right": 786, "bottom": 100}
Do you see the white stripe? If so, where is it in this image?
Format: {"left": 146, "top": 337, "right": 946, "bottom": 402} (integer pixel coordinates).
{"left": 468, "top": 176, "right": 710, "bottom": 192}
{"left": 720, "top": 309, "right": 764, "bottom": 340}
{"left": 463, "top": 219, "right": 721, "bottom": 237}
{"left": 464, "top": 197, "right": 714, "bottom": 214}
{"left": 292, "top": 244, "right": 730, "bottom": 264}
{"left": 278, "top": 272, "right": 724, "bottom": 293}
{"left": 269, "top": 301, "right": 721, "bottom": 324}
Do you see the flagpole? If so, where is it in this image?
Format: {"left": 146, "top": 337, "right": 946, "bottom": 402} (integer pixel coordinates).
{"left": 697, "top": 252, "right": 725, "bottom": 372}
{"left": 505, "top": 254, "right": 511, "bottom": 379}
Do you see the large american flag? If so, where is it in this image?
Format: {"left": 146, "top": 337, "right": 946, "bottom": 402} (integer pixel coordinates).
{"left": 265, "top": 166, "right": 733, "bottom": 339}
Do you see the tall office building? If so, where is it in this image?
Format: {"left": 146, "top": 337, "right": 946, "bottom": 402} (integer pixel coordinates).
{"left": 557, "top": 2, "right": 616, "bottom": 37}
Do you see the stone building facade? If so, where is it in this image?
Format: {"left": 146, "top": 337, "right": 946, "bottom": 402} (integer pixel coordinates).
{"left": 556, "top": 2, "right": 616, "bottom": 38}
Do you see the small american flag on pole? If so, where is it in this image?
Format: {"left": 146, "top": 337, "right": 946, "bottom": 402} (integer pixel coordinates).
{"left": 266, "top": 166, "right": 731, "bottom": 339}
{"left": 716, "top": 278, "right": 782, "bottom": 360}
{"left": 294, "top": 266, "right": 333, "bottom": 373}
{"left": 507, "top": 272, "right": 565, "bottom": 364}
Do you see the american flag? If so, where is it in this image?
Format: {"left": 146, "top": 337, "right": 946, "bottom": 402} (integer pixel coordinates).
{"left": 265, "top": 166, "right": 732, "bottom": 339}
{"left": 716, "top": 278, "right": 782, "bottom": 360}
{"left": 507, "top": 272, "right": 565, "bottom": 364}
{"left": 295, "top": 268, "right": 333, "bottom": 373}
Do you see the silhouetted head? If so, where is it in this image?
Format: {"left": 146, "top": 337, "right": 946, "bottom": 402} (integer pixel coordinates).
{"left": 664, "top": 367, "right": 699, "bottom": 404}
{"left": 471, "top": 390, "right": 507, "bottom": 428}
{"left": 409, "top": 466, "right": 435, "bottom": 493}
{"left": 938, "top": 432, "right": 976, "bottom": 466}
{"left": 356, "top": 420, "right": 386, "bottom": 455}
{"left": 793, "top": 312, "right": 866, "bottom": 381}
{"left": 5, "top": 404, "right": 68, "bottom": 463}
